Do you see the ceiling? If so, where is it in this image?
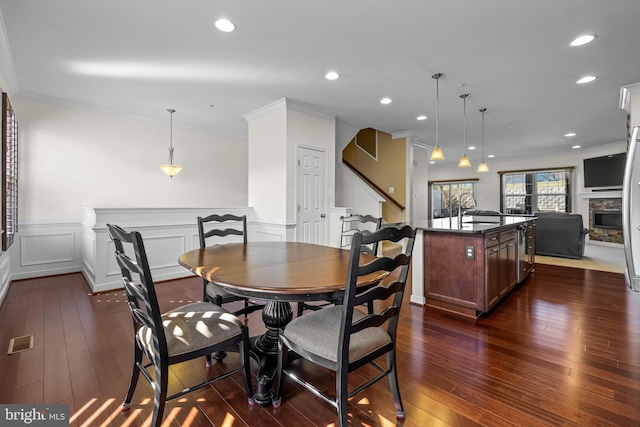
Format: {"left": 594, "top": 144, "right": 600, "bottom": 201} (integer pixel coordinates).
{"left": 1, "top": 1, "right": 639, "bottom": 166}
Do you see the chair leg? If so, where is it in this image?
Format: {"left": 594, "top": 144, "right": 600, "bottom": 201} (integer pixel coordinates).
{"left": 296, "top": 302, "right": 304, "bottom": 317}
{"left": 202, "top": 279, "right": 209, "bottom": 303}
{"left": 121, "top": 344, "right": 143, "bottom": 411}
{"left": 386, "top": 350, "right": 405, "bottom": 419}
{"left": 150, "top": 364, "right": 169, "bottom": 427}
{"left": 244, "top": 298, "right": 249, "bottom": 319}
{"left": 240, "top": 329, "right": 255, "bottom": 405}
{"left": 336, "top": 366, "right": 349, "bottom": 427}
{"left": 272, "top": 337, "right": 288, "bottom": 407}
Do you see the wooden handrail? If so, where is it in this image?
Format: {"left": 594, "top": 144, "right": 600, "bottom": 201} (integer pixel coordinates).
{"left": 343, "top": 159, "right": 405, "bottom": 211}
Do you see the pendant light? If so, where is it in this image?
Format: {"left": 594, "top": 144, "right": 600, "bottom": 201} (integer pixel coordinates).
{"left": 477, "top": 108, "right": 489, "bottom": 172}
{"left": 458, "top": 94, "right": 471, "bottom": 168}
{"left": 157, "top": 108, "right": 184, "bottom": 178}
{"left": 429, "top": 73, "right": 445, "bottom": 161}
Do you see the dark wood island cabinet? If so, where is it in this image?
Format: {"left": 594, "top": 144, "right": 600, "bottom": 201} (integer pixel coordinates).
{"left": 419, "top": 216, "right": 535, "bottom": 318}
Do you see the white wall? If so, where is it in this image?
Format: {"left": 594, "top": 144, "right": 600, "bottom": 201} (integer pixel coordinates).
{"left": 14, "top": 99, "right": 249, "bottom": 223}
{"left": 412, "top": 144, "right": 430, "bottom": 222}
{"left": 246, "top": 105, "right": 288, "bottom": 223}
{"left": 0, "top": 97, "right": 250, "bottom": 301}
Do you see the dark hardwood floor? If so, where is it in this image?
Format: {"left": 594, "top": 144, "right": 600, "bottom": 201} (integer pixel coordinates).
{"left": 1, "top": 264, "right": 639, "bottom": 426}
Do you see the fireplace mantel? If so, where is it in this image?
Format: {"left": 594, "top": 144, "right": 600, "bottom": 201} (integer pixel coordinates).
{"left": 578, "top": 191, "right": 622, "bottom": 199}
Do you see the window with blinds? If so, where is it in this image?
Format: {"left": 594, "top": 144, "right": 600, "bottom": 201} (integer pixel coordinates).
{"left": 500, "top": 168, "right": 573, "bottom": 214}
{"left": 2, "top": 92, "right": 18, "bottom": 251}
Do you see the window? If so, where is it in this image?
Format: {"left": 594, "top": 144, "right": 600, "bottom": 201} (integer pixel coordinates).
{"left": 500, "top": 168, "right": 572, "bottom": 214}
{"left": 2, "top": 92, "right": 18, "bottom": 251}
{"left": 429, "top": 180, "right": 477, "bottom": 219}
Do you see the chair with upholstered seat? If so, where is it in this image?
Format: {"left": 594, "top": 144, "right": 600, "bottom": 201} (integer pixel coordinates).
{"left": 297, "top": 214, "right": 382, "bottom": 316}
{"left": 198, "top": 214, "right": 265, "bottom": 317}
{"left": 273, "top": 224, "right": 416, "bottom": 427}
{"left": 107, "top": 224, "right": 254, "bottom": 427}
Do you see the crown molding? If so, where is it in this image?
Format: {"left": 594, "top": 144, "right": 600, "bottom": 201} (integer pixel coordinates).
{"left": 243, "top": 97, "right": 335, "bottom": 123}
{"left": 619, "top": 82, "right": 640, "bottom": 112}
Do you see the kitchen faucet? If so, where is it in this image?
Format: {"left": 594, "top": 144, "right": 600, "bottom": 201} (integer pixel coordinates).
{"left": 458, "top": 192, "right": 477, "bottom": 224}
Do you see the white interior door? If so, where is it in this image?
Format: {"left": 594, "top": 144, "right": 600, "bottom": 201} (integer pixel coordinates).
{"left": 297, "top": 146, "right": 326, "bottom": 244}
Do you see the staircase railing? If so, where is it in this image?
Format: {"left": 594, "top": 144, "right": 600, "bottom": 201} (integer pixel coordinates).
{"left": 343, "top": 159, "right": 405, "bottom": 211}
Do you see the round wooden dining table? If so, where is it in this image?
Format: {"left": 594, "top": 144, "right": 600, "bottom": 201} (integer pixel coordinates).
{"left": 178, "top": 241, "right": 385, "bottom": 406}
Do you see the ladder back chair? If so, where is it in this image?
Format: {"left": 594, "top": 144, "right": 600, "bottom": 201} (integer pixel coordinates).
{"left": 107, "top": 224, "right": 254, "bottom": 427}
{"left": 198, "top": 214, "right": 265, "bottom": 317}
{"left": 273, "top": 224, "right": 416, "bottom": 427}
{"left": 340, "top": 214, "right": 383, "bottom": 254}
{"left": 297, "top": 214, "right": 382, "bottom": 316}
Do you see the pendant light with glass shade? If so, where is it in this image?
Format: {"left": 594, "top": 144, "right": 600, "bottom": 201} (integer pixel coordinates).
{"left": 458, "top": 94, "right": 471, "bottom": 168}
{"left": 429, "top": 73, "right": 445, "bottom": 161}
{"left": 157, "top": 108, "right": 184, "bottom": 178}
{"left": 477, "top": 108, "right": 489, "bottom": 172}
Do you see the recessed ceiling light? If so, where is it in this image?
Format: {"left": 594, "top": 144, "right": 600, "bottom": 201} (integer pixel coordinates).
{"left": 564, "top": 132, "right": 576, "bottom": 137}
{"left": 429, "top": 160, "right": 436, "bottom": 164}
{"left": 468, "top": 146, "right": 476, "bottom": 150}
{"left": 577, "top": 75, "right": 597, "bottom": 84}
{"left": 380, "top": 98, "right": 392, "bottom": 105}
{"left": 488, "top": 154, "right": 495, "bottom": 158}
{"left": 417, "top": 115, "right": 427, "bottom": 121}
{"left": 570, "top": 34, "right": 596, "bottom": 47}
{"left": 214, "top": 19, "right": 235, "bottom": 32}
{"left": 325, "top": 71, "right": 339, "bottom": 80}
{"left": 572, "top": 145, "right": 581, "bottom": 149}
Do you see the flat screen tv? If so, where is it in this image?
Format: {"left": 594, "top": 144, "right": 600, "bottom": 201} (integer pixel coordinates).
{"left": 583, "top": 152, "right": 626, "bottom": 188}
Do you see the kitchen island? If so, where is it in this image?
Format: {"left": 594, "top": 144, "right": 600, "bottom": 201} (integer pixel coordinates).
{"left": 412, "top": 215, "right": 536, "bottom": 318}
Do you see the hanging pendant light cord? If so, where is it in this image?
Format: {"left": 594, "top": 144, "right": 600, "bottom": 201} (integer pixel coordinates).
{"left": 430, "top": 73, "right": 445, "bottom": 161}
{"left": 167, "top": 108, "right": 175, "bottom": 165}
{"left": 461, "top": 94, "right": 469, "bottom": 154}
{"left": 435, "top": 76, "right": 440, "bottom": 147}
{"left": 463, "top": 96, "right": 466, "bottom": 153}
{"left": 481, "top": 108, "right": 486, "bottom": 161}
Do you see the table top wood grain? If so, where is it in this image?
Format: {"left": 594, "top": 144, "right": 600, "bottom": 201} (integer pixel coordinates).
{"left": 178, "top": 241, "right": 385, "bottom": 301}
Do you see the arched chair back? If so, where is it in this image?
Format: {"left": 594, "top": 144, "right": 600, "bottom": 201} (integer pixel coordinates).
{"left": 339, "top": 214, "right": 383, "bottom": 255}
{"left": 197, "top": 214, "right": 264, "bottom": 317}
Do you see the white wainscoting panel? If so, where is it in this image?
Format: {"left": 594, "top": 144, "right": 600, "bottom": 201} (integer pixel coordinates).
{"left": 10, "top": 222, "right": 84, "bottom": 281}
{"left": 82, "top": 207, "right": 254, "bottom": 293}
{"left": 250, "top": 219, "right": 296, "bottom": 242}
{"left": 0, "top": 251, "right": 11, "bottom": 306}
{"left": 3, "top": 207, "right": 314, "bottom": 295}
{"left": 21, "top": 233, "right": 75, "bottom": 265}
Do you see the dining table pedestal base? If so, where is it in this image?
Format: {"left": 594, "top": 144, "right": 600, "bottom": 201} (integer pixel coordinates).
{"left": 249, "top": 300, "right": 293, "bottom": 406}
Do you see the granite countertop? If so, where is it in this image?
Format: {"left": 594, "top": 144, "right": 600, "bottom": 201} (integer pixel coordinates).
{"left": 414, "top": 215, "right": 536, "bottom": 233}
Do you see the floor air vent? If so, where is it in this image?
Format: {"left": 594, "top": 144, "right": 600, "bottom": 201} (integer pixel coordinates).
{"left": 7, "top": 334, "right": 34, "bottom": 354}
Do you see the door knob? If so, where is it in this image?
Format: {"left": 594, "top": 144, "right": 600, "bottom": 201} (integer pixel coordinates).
{"left": 320, "top": 214, "right": 326, "bottom": 218}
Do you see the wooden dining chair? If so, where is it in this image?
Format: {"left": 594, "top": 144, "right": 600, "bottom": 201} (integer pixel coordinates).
{"left": 339, "top": 214, "right": 383, "bottom": 254}
{"left": 273, "top": 224, "right": 416, "bottom": 427}
{"left": 297, "top": 214, "right": 382, "bottom": 316}
{"left": 198, "top": 214, "right": 265, "bottom": 318}
{"left": 107, "top": 224, "right": 255, "bottom": 427}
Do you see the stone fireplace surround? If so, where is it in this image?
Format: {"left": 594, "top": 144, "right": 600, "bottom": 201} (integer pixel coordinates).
{"left": 578, "top": 191, "right": 624, "bottom": 244}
